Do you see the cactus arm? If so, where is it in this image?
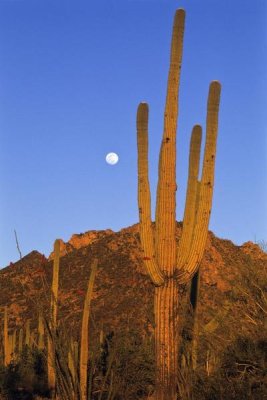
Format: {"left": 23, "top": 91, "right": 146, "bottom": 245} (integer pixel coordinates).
{"left": 177, "top": 125, "right": 202, "bottom": 268}
{"left": 178, "top": 81, "right": 221, "bottom": 283}
{"left": 80, "top": 258, "right": 98, "bottom": 400}
{"left": 155, "top": 9, "right": 185, "bottom": 276}
{"left": 137, "top": 102, "right": 165, "bottom": 286}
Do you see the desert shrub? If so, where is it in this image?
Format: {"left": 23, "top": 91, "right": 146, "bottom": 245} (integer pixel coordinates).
{"left": 0, "top": 346, "right": 49, "bottom": 399}
{"left": 192, "top": 336, "right": 267, "bottom": 400}
{"left": 92, "top": 329, "right": 154, "bottom": 400}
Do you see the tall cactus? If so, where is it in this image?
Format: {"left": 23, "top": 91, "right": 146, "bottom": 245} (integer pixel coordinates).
{"left": 80, "top": 258, "right": 98, "bottom": 400}
{"left": 137, "top": 9, "right": 221, "bottom": 399}
{"left": 47, "top": 239, "right": 60, "bottom": 395}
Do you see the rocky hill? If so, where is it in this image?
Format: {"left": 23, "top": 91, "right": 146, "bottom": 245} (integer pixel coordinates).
{"left": 0, "top": 223, "right": 266, "bottom": 359}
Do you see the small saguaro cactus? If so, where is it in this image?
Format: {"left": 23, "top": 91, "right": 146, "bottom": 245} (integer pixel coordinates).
{"left": 18, "top": 327, "right": 23, "bottom": 354}
{"left": 38, "top": 312, "right": 45, "bottom": 350}
{"left": 47, "top": 239, "right": 60, "bottom": 395}
{"left": 68, "top": 337, "right": 76, "bottom": 386}
{"left": 137, "top": 9, "right": 221, "bottom": 400}
{"left": 25, "top": 319, "right": 31, "bottom": 347}
{"left": 3, "top": 307, "right": 10, "bottom": 366}
{"left": 80, "top": 258, "right": 98, "bottom": 400}
{"left": 12, "top": 329, "right": 17, "bottom": 358}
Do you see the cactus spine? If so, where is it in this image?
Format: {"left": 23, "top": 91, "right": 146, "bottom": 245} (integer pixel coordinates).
{"left": 80, "top": 258, "right": 98, "bottom": 400}
{"left": 137, "top": 9, "right": 221, "bottom": 399}
{"left": 47, "top": 239, "right": 60, "bottom": 394}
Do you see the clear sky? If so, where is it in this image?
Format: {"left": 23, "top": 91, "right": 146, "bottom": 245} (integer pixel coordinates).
{"left": 0, "top": 0, "right": 266, "bottom": 268}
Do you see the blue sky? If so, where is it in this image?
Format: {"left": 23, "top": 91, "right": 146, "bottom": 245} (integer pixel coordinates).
{"left": 0, "top": 0, "right": 266, "bottom": 267}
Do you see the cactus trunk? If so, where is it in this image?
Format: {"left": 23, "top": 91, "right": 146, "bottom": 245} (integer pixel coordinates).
{"left": 155, "top": 281, "right": 179, "bottom": 399}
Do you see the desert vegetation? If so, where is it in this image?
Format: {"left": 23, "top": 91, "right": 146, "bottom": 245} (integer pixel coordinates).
{"left": 0, "top": 237, "right": 266, "bottom": 400}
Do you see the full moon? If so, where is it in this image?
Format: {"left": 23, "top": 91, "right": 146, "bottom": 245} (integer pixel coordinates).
{"left": 105, "top": 152, "right": 119, "bottom": 165}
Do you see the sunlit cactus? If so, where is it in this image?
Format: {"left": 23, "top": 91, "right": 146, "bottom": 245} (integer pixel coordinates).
{"left": 68, "top": 338, "right": 76, "bottom": 385}
{"left": 80, "top": 258, "right": 98, "bottom": 400}
{"left": 137, "top": 9, "right": 221, "bottom": 399}
{"left": 47, "top": 239, "right": 60, "bottom": 395}
{"left": 38, "top": 313, "right": 45, "bottom": 350}
{"left": 25, "top": 319, "right": 31, "bottom": 347}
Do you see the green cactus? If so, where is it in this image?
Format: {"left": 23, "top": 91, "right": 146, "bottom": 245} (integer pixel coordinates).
{"left": 80, "top": 258, "right": 98, "bottom": 400}
{"left": 137, "top": 9, "right": 221, "bottom": 399}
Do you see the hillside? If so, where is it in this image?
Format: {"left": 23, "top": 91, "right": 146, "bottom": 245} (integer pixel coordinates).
{"left": 0, "top": 223, "right": 266, "bottom": 398}
{"left": 0, "top": 223, "right": 266, "bottom": 340}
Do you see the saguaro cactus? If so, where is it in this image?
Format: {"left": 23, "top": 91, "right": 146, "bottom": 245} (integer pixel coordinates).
{"left": 47, "top": 239, "right": 60, "bottom": 395}
{"left": 137, "top": 9, "right": 221, "bottom": 399}
{"left": 25, "top": 319, "right": 31, "bottom": 347}
{"left": 38, "top": 313, "right": 45, "bottom": 350}
{"left": 3, "top": 307, "right": 10, "bottom": 366}
{"left": 18, "top": 328, "right": 23, "bottom": 354}
{"left": 80, "top": 258, "right": 98, "bottom": 400}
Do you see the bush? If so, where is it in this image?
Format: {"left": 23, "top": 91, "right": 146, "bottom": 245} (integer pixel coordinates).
{"left": 192, "top": 336, "right": 267, "bottom": 400}
{"left": 0, "top": 346, "right": 49, "bottom": 399}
